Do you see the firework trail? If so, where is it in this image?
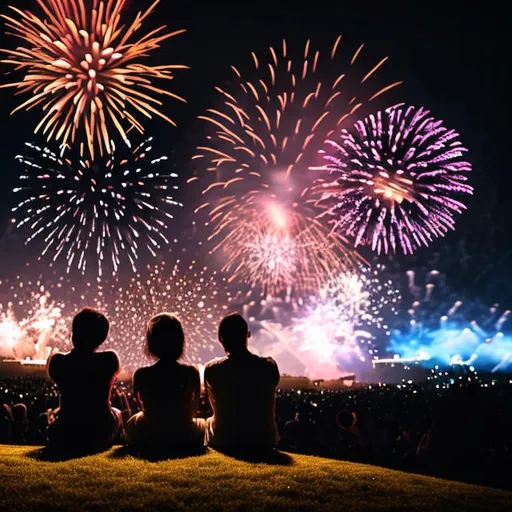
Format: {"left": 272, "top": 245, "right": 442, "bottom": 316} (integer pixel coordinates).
{"left": 314, "top": 106, "right": 473, "bottom": 254}
{"left": 194, "top": 37, "right": 398, "bottom": 293}
{"left": 0, "top": 276, "right": 68, "bottom": 361}
{"left": 1, "top": 0, "right": 187, "bottom": 159}
{"left": 12, "top": 138, "right": 182, "bottom": 277}
{"left": 387, "top": 269, "right": 512, "bottom": 372}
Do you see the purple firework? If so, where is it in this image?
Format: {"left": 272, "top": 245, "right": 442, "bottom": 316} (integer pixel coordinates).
{"left": 313, "top": 106, "right": 473, "bottom": 254}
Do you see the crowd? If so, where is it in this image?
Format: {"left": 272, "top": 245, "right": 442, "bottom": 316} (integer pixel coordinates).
{"left": 1, "top": 307, "right": 511, "bottom": 489}
{"left": 1, "top": 374, "right": 511, "bottom": 487}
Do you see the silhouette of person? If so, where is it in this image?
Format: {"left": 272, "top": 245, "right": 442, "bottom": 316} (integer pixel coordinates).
{"left": 204, "top": 313, "right": 280, "bottom": 451}
{"left": 126, "top": 313, "right": 205, "bottom": 453}
{"left": 0, "top": 404, "right": 12, "bottom": 444}
{"left": 47, "top": 308, "right": 122, "bottom": 453}
{"left": 10, "top": 403, "right": 28, "bottom": 444}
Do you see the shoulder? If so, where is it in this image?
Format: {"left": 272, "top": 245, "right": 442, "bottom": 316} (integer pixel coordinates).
{"left": 204, "top": 356, "right": 228, "bottom": 370}
{"left": 47, "top": 352, "right": 66, "bottom": 376}
{"left": 256, "top": 355, "right": 279, "bottom": 382}
{"left": 48, "top": 352, "right": 66, "bottom": 366}
{"left": 98, "top": 350, "right": 120, "bottom": 371}
{"left": 179, "top": 363, "right": 200, "bottom": 378}
{"left": 256, "top": 355, "right": 279, "bottom": 370}
{"left": 204, "top": 357, "right": 228, "bottom": 380}
{"left": 261, "top": 356, "right": 278, "bottom": 367}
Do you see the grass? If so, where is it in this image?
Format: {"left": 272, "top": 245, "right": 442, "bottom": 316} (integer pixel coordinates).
{"left": 0, "top": 446, "right": 511, "bottom": 511}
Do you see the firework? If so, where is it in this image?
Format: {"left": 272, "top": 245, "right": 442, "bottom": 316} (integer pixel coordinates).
{"left": 195, "top": 36, "right": 401, "bottom": 180}
{"left": 314, "top": 106, "right": 473, "bottom": 254}
{"left": 193, "top": 37, "right": 400, "bottom": 294}
{"left": 208, "top": 194, "right": 356, "bottom": 295}
{"left": 12, "top": 138, "right": 182, "bottom": 277}
{"left": 244, "top": 264, "right": 400, "bottom": 378}
{"left": 0, "top": 277, "right": 68, "bottom": 361}
{"left": 1, "top": 0, "right": 187, "bottom": 159}
{"left": 93, "top": 260, "right": 233, "bottom": 369}
{"left": 387, "top": 269, "right": 512, "bottom": 372}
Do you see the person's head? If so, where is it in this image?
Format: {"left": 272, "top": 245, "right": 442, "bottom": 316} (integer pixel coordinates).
{"left": 218, "top": 312, "right": 251, "bottom": 355}
{"left": 0, "top": 404, "right": 12, "bottom": 423}
{"left": 72, "top": 308, "right": 109, "bottom": 352}
{"left": 11, "top": 403, "right": 28, "bottom": 431}
{"left": 146, "top": 313, "right": 185, "bottom": 362}
{"left": 337, "top": 410, "right": 356, "bottom": 430}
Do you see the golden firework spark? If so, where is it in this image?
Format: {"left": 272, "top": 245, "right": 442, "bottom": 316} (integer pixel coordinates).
{"left": 1, "top": 0, "right": 188, "bottom": 159}
{"left": 194, "top": 36, "right": 401, "bottom": 181}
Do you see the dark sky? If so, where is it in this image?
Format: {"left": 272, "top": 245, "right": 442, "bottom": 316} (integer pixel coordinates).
{"left": 0, "top": 1, "right": 509, "bottom": 299}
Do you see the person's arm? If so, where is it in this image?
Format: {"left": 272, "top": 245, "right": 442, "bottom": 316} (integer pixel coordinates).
{"left": 132, "top": 369, "right": 142, "bottom": 408}
{"left": 107, "top": 350, "right": 120, "bottom": 377}
{"left": 268, "top": 358, "right": 280, "bottom": 387}
{"left": 203, "top": 365, "right": 215, "bottom": 412}
{"left": 190, "top": 366, "right": 201, "bottom": 416}
{"left": 47, "top": 353, "right": 64, "bottom": 384}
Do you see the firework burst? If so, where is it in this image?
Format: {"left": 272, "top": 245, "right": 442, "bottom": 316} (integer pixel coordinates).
{"left": 193, "top": 37, "right": 400, "bottom": 293}
{"left": 314, "top": 106, "right": 473, "bottom": 254}
{"left": 0, "top": 276, "right": 69, "bottom": 361}
{"left": 242, "top": 264, "right": 400, "bottom": 378}
{"left": 1, "top": 0, "right": 187, "bottom": 159}
{"left": 12, "top": 138, "right": 182, "bottom": 277}
{"left": 207, "top": 193, "right": 356, "bottom": 296}
{"left": 194, "top": 36, "right": 401, "bottom": 180}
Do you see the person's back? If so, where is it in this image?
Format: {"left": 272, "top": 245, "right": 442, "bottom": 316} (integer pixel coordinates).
{"left": 10, "top": 403, "right": 28, "bottom": 445}
{"left": 205, "top": 313, "right": 279, "bottom": 450}
{"left": 126, "top": 314, "right": 204, "bottom": 452}
{"left": 47, "top": 308, "right": 121, "bottom": 452}
{"left": 49, "top": 350, "right": 118, "bottom": 420}
{"left": 0, "top": 404, "right": 12, "bottom": 444}
{"left": 135, "top": 361, "right": 198, "bottom": 424}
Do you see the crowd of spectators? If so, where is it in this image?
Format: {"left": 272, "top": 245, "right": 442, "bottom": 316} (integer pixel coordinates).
{"left": 1, "top": 374, "right": 510, "bottom": 488}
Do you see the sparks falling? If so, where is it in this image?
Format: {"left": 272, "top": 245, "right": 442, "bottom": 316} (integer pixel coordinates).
{"left": 101, "top": 260, "right": 233, "bottom": 368}
{"left": 12, "top": 138, "right": 182, "bottom": 277}
{"left": 1, "top": 0, "right": 188, "bottom": 159}
{"left": 314, "top": 106, "right": 473, "bottom": 254}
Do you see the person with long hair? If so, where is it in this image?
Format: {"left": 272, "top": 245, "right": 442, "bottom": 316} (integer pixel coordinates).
{"left": 126, "top": 313, "right": 205, "bottom": 454}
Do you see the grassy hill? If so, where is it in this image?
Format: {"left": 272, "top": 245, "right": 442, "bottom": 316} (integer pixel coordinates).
{"left": 0, "top": 446, "right": 510, "bottom": 511}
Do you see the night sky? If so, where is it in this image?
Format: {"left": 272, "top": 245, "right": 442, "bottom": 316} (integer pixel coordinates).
{"left": 0, "top": 1, "right": 509, "bottom": 302}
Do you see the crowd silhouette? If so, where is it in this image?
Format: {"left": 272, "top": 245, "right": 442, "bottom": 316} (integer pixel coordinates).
{"left": 1, "top": 308, "right": 512, "bottom": 488}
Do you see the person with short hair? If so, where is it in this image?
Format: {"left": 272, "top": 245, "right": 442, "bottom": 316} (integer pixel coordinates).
{"left": 47, "top": 307, "right": 121, "bottom": 453}
{"left": 0, "top": 404, "right": 13, "bottom": 444}
{"left": 126, "top": 313, "right": 205, "bottom": 453}
{"left": 10, "top": 403, "right": 28, "bottom": 444}
{"left": 204, "top": 312, "right": 280, "bottom": 451}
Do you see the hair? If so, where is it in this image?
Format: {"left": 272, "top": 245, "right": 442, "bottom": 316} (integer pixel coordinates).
{"left": 146, "top": 313, "right": 185, "bottom": 361}
{"left": 11, "top": 403, "right": 27, "bottom": 424}
{"left": 72, "top": 308, "right": 109, "bottom": 352}
{"left": 218, "top": 312, "right": 249, "bottom": 354}
{"left": 337, "top": 410, "right": 356, "bottom": 430}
